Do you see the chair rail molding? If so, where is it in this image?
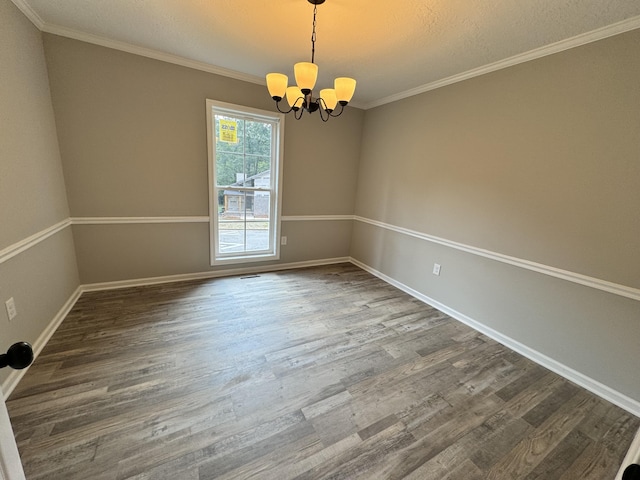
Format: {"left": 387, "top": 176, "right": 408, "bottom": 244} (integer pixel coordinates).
{"left": 354, "top": 216, "right": 640, "bottom": 302}
{"left": 0, "top": 219, "right": 71, "bottom": 265}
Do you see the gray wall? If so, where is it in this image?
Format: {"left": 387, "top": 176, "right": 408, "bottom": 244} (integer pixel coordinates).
{"left": 43, "top": 34, "right": 363, "bottom": 284}
{"left": 0, "top": 0, "right": 80, "bottom": 387}
{"left": 352, "top": 29, "right": 640, "bottom": 402}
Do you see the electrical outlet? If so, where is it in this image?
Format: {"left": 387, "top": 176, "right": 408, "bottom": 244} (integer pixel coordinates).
{"left": 5, "top": 297, "right": 17, "bottom": 321}
{"left": 432, "top": 263, "right": 441, "bottom": 276}
{"left": 281, "top": 236, "right": 287, "bottom": 245}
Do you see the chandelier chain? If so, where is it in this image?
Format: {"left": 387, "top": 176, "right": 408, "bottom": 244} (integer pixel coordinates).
{"left": 311, "top": 4, "right": 317, "bottom": 63}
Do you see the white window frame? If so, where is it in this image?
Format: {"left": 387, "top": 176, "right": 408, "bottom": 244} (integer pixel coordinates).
{"left": 206, "top": 99, "right": 284, "bottom": 266}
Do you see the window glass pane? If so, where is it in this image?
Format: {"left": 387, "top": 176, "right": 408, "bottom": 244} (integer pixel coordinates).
{"left": 217, "top": 191, "right": 271, "bottom": 254}
{"left": 214, "top": 117, "right": 273, "bottom": 189}
{"left": 245, "top": 121, "right": 271, "bottom": 156}
{"left": 218, "top": 192, "right": 246, "bottom": 254}
{"left": 215, "top": 116, "right": 245, "bottom": 154}
{"left": 249, "top": 192, "right": 271, "bottom": 252}
{"left": 215, "top": 116, "right": 245, "bottom": 187}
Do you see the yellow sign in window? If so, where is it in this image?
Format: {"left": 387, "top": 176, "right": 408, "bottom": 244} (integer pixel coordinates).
{"left": 219, "top": 119, "right": 238, "bottom": 143}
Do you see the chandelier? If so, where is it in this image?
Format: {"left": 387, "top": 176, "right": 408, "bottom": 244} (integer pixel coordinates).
{"left": 266, "top": 0, "right": 356, "bottom": 122}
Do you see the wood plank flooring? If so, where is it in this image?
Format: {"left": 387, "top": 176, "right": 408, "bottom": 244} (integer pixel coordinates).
{"left": 7, "top": 263, "right": 639, "bottom": 479}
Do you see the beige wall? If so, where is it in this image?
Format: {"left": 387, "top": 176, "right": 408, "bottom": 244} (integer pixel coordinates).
{"left": 43, "top": 34, "right": 363, "bottom": 283}
{"left": 0, "top": 0, "right": 79, "bottom": 388}
{"left": 352, "top": 29, "right": 640, "bottom": 402}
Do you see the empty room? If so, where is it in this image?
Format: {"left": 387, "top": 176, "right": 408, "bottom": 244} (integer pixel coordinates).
{"left": 1, "top": 0, "right": 640, "bottom": 478}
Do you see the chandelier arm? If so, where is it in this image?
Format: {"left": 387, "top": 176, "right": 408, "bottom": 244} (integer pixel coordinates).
{"left": 318, "top": 107, "right": 330, "bottom": 122}
{"left": 328, "top": 103, "right": 345, "bottom": 117}
{"left": 274, "top": 100, "right": 297, "bottom": 115}
{"left": 317, "top": 97, "right": 334, "bottom": 117}
{"left": 294, "top": 107, "right": 304, "bottom": 120}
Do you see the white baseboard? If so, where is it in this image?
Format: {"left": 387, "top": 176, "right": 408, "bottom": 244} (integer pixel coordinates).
{"left": 350, "top": 258, "right": 640, "bottom": 418}
{"left": 82, "top": 257, "right": 351, "bottom": 292}
{"left": 2, "top": 286, "right": 82, "bottom": 401}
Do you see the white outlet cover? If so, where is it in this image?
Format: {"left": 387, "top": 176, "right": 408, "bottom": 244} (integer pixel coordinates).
{"left": 433, "top": 263, "right": 441, "bottom": 276}
{"left": 5, "top": 297, "right": 17, "bottom": 321}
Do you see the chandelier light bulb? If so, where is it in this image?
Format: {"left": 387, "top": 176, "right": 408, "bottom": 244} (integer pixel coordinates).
{"left": 294, "top": 62, "right": 318, "bottom": 94}
{"left": 286, "top": 86, "right": 305, "bottom": 109}
{"left": 266, "top": 73, "right": 288, "bottom": 100}
{"left": 319, "top": 89, "right": 338, "bottom": 111}
{"left": 335, "top": 77, "right": 357, "bottom": 104}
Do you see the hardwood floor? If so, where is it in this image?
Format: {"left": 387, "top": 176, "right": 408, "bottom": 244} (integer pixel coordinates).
{"left": 7, "top": 263, "right": 639, "bottom": 479}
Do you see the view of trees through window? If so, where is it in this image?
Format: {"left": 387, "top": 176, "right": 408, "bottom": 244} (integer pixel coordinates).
{"left": 214, "top": 118, "right": 272, "bottom": 187}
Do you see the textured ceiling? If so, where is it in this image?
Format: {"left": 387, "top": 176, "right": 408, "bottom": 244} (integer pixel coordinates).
{"left": 14, "top": 0, "right": 640, "bottom": 108}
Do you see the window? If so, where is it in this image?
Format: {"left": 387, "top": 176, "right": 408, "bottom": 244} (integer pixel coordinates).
{"left": 206, "top": 100, "right": 284, "bottom": 265}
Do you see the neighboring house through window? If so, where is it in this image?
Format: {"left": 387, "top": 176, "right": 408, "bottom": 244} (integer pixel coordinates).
{"left": 206, "top": 100, "right": 284, "bottom": 265}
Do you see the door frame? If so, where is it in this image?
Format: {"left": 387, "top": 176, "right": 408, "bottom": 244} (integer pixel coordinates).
{"left": 0, "top": 386, "right": 25, "bottom": 480}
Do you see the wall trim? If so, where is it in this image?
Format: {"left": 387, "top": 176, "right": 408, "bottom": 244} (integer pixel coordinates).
{"left": 355, "top": 216, "right": 640, "bottom": 302}
{"left": 0, "top": 219, "right": 71, "bottom": 266}
{"left": 282, "top": 215, "right": 354, "bottom": 222}
{"left": 81, "top": 257, "right": 351, "bottom": 292}
{"left": 40, "top": 25, "right": 265, "bottom": 87}
{"left": 364, "top": 15, "right": 640, "bottom": 109}
{"left": 2, "top": 286, "right": 82, "bottom": 401}
{"left": 350, "top": 258, "right": 640, "bottom": 417}
{"left": 72, "top": 215, "right": 354, "bottom": 224}
{"left": 70, "top": 216, "right": 210, "bottom": 225}
{"left": 9, "top": 0, "right": 44, "bottom": 29}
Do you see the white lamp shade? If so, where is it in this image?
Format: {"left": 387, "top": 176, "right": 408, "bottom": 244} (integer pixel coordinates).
{"left": 285, "top": 86, "right": 304, "bottom": 109}
{"left": 266, "top": 73, "right": 288, "bottom": 99}
{"left": 319, "top": 89, "right": 338, "bottom": 111}
{"left": 335, "top": 77, "right": 357, "bottom": 103}
{"left": 294, "top": 62, "right": 318, "bottom": 92}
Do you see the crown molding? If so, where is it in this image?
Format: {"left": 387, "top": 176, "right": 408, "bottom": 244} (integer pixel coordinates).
{"left": 40, "top": 24, "right": 265, "bottom": 86}
{"left": 37, "top": 24, "right": 368, "bottom": 110}
{"left": 364, "top": 14, "right": 640, "bottom": 109}
{"left": 10, "top": 0, "right": 44, "bottom": 29}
